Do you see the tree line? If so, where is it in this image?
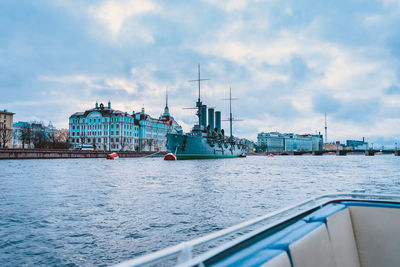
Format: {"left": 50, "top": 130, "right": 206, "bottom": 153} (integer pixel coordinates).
{"left": 0, "top": 121, "right": 70, "bottom": 149}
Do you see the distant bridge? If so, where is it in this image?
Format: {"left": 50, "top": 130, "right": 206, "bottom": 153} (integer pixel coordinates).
{"left": 266, "top": 149, "right": 400, "bottom": 156}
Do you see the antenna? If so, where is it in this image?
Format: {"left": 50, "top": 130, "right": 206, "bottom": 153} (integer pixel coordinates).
{"left": 324, "top": 112, "right": 328, "bottom": 143}
{"left": 166, "top": 86, "right": 168, "bottom": 108}
{"left": 222, "top": 87, "right": 241, "bottom": 140}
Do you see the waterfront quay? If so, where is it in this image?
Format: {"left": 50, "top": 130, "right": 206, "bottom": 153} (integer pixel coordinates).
{"left": 0, "top": 149, "right": 156, "bottom": 160}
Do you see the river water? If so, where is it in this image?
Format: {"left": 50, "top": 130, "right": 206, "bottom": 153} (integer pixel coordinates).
{"left": 1, "top": 155, "right": 399, "bottom": 266}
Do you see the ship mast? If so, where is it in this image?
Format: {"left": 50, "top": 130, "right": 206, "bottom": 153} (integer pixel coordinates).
{"left": 324, "top": 112, "right": 328, "bottom": 143}
{"left": 229, "top": 87, "right": 233, "bottom": 139}
{"left": 188, "top": 64, "right": 209, "bottom": 126}
{"left": 223, "top": 87, "right": 239, "bottom": 140}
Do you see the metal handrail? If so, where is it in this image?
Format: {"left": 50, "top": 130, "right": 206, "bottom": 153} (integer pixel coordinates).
{"left": 114, "top": 193, "right": 400, "bottom": 267}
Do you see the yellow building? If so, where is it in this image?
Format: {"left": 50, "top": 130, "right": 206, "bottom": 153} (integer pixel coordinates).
{"left": 0, "top": 109, "right": 14, "bottom": 148}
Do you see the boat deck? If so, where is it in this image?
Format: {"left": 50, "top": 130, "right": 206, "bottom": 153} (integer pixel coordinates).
{"left": 115, "top": 194, "right": 400, "bottom": 267}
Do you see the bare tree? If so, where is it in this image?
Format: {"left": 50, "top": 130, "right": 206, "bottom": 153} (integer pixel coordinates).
{"left": 31, "top": 122, "right": 47, "bottom": 148}
{"left": 55, "top": 129, "right": 69, "bottom": 143}
{"left": 146, "top": 139, "right": 154, "bottom": 151}
{"left": 120, "top": 137, "right": 126, "bottom": 151}
{"left": 0, "top": 126, "right": 13, "bottom": 148}
{"left": 53, "top": 129, "right": 70, "bottom": 149}
{"left": 20, "top": 125, "right": 32, "bottom": 149}
{"left": 48, "top": 131, "right": 57, "bottom": 148}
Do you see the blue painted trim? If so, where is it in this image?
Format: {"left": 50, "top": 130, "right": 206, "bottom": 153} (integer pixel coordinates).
{"left": 341, "top": 201, "right": 400, "bottom": 209}
{"left": 210, "top": 221, "right": 306, "bottom": 266}
{"left": 271, "top": 222, "right": 323, "bottom": 266}
{"left": 211, "top": 249, "right": 286, "bottom": 267}
{"left": 238, "top": 249, "right": 287, "bottom": 267}
{"left": 302, "top": 203, "right": 346, "bottom": 223}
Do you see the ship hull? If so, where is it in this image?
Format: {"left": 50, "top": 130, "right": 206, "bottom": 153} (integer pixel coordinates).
{"left": 167, "top": 133, "right": 246, "bottom": 160}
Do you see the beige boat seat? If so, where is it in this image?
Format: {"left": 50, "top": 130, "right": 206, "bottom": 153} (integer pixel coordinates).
{"left": 342, "top": 201, "right": 400, "bottom": 267}
{"left": 303, "top": 203, "right": 360, "bottom": 267}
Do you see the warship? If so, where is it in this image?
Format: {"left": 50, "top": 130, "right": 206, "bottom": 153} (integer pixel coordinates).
{"left": 166, "top": 65, "right": 246, "bottom": 160}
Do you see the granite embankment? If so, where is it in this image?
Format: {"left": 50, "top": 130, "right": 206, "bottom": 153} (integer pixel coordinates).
{"left": 0, "top": 149, "right": 158, "bottom": 159}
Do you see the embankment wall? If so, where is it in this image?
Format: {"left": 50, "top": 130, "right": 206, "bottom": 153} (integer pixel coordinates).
{"left": 0, "top": 149, "right": 156, "bottom": 159}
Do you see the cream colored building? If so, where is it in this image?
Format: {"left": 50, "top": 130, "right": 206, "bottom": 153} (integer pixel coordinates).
{"left": 0, "top": 109, "right": 14, "bottom": 148}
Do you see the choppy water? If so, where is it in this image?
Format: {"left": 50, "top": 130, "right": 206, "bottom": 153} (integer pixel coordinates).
{"left": 1, "top": 155, "right": 399, "bottom": 266}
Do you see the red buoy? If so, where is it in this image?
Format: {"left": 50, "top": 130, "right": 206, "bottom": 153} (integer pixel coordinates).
{"left": 164, "top": 153, "right": 177, "bottom": 161}
{"left": 106, "top": 152, "right": 119, "bottom": 160}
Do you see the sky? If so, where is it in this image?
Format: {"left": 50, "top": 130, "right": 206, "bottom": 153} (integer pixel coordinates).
{"left": 1, "top": 0, "right": 400, "bottom": 146}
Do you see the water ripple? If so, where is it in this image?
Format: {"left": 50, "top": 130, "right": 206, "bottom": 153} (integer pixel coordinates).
{"left": 0, "top": 156, "right": 399, "bottom": 266}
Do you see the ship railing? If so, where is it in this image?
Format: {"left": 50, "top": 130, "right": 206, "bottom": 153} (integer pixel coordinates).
{"left": 114, "top": 193, "right": 400, "bottom": 267}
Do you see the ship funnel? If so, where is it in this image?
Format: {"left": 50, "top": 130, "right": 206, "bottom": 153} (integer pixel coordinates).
{"left": 208, "top": 108, "right": 214, "bottom": 132}
{"left": 215, "top": 111, "right": 221, "bottom": 133}
{"left": 201, "top": 105, "right": 207, "bottom": 129}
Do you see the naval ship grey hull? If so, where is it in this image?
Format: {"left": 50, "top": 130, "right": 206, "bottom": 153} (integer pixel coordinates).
{"left": 167, "top": 133, "right": 246, "bottom": 160}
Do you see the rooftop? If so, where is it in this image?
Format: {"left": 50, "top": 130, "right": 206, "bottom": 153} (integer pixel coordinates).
{"left": 0, "top": 109, "right": 15, "bottom": 115}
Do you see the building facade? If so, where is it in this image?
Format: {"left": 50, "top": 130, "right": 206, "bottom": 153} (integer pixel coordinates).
{"left": 69, "top": 101, "right": 139, "bottom": 151}
{"left": 257, "top": 132, "right": 285, "bottom": 152}
{"left": 69, "top": 101, "right": 182, "bottom": 152}
{"left": 136, "top": 103, "right": 182, "bottom": 152}
{"left": 346, "top": 140, "right": 368, "bottom": 150}
{"left": 0, "top": 109, "right": 14, "bottom": 148}
{"left": 257, "top": 132, "right": 323, "bottom": 152}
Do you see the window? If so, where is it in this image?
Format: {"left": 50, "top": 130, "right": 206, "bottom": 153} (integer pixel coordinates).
{"left": 116, "top": 124, "right": 119, "bottom": 128}
{"left": 88, "top": 138, "right": 91, "bottom": 142}
{"left": 72, "top": 125, "right": 75, "bottom": 130}
{"left": 98, "top": 138, "right": 101, "bottom": 142}
{"left": 116, "top": 131, "right": 119, "bottom": 135}
{"left": 116, "top": 138, "right": 119, "bottom": 142}
{"left": 111, "top": 131, "right": 114, "bottom": 135}
{"left": 72, "top": 132, "right": 75, "bottom": 136}
{"left": 90, "top": 119, "right": 92, "bottom": 123}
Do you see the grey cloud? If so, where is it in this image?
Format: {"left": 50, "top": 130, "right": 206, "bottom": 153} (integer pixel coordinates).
{"left": 312, "top": 93, "right": 342, "bottom": 114}
{"left": 313, "top": 93, "right": 383, "bottom": 124}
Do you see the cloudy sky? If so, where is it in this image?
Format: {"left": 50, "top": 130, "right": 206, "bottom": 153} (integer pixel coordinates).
{"left": 1, "top": 0, "right": 400, "bottom": 145}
